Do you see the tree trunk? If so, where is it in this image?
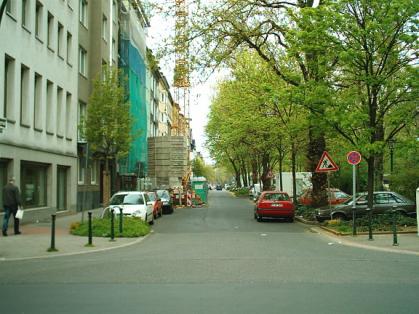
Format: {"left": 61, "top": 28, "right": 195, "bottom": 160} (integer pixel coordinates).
{"left": 374, "top": 121, "right": 385, "bottom": 190}
{"left": 251, "top": 159, "right": 258, "bottom": 185}
{"left": 308, "top": 125, "right": 328, "bottom": 207}
{"left": 103, "top": 158, "right": 111, "bottom": 206}
{"left": 367, "top": 156, "right": 375, "bottom": 210}
{"left": 291, "top": 141, "right": 297, "bottom": 201}
{"left": 260, "top": 153, "right": 271, "bottom": 191}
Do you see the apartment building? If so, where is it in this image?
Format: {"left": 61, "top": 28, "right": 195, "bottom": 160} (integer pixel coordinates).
{"left": 0, "top": 0, "right": 79, "bottom": 221}
{"left": 77, "top": 0, "right": 119, "bottom": 210}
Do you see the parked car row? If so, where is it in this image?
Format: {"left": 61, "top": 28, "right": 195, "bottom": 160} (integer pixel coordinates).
{"left": 101, "top": 189, "right": 174, "bottom": 225}
{"left": 315, "top": 191, "right": 416, "bottom": 222}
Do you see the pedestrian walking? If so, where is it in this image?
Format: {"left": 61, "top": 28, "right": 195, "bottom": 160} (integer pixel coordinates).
{"left": 2, "top": 177, "right": 22, "bottom": 236}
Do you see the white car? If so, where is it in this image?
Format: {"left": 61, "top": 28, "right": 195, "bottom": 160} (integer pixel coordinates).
{"left": 101, "top": 191, "right": 154, "bottom": 225}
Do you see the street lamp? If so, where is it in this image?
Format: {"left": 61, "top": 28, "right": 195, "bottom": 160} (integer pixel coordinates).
{"left": 388, "top": 139, "right": 396, "bottom": 173}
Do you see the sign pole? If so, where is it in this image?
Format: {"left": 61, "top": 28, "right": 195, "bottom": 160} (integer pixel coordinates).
{"left": 327, "top": 172, "right": 331, "bottom": 210}
{"left": 352, "top": 164, "right": 357, "bottom": 236}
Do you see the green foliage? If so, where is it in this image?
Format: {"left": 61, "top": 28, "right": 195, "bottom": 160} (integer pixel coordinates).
{"left": 233, "top": 188, "right": 250, "bottom": 197}
{"left": 70, "top": 217, "right": 150, "bottom": 238}
{"left": 84, "top": 65, "right": 133, "bottom": 160}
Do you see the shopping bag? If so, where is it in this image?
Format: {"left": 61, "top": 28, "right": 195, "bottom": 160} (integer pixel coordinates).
{"left": 16, "top": 207, "right": 24, "bottom": 220}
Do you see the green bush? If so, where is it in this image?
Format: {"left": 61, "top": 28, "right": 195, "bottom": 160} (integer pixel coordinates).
{"left": 70, "top": 217, "right": 151, "bottom": 238}
{"left": 234, "top": 187, "right": 250, "bottom": 197}
{"left": 323, "top": 213, "right": 417, "bottom": 233}
{"left": 296, "top": 205, "right": 317, "bottom": 221}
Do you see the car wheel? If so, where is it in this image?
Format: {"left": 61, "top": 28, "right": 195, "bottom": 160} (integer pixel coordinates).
{"left": 149, "top": 215, "right": 154, "bottom": 225}
{"left": 288, "top": 217, "right": 294, "bottom": 223}
{"left": 254, "top": 212, "right": 257, "bottom": 220}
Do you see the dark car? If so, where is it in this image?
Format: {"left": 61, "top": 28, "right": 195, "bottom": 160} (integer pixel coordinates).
{"left": 156, "top": 189, "right": 173, "bottom": 214}
{"left": 315, "top": 191, "right": 416, "bottom": 222}
{"left": 254, "top": 191, "right": 295, "bottom": 222}
{"left": 215, "top": 184, "right": 222, "bottom": 190}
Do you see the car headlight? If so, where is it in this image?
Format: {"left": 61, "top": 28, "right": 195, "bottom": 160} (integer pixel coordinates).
{"left": 163, "top": 201, "right": 169, "bottom": 205}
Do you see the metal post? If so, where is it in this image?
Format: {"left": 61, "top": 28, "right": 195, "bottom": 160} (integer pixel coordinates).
{"left": 110, "top": 209, "right": 115, "bottom": 241}
{"left": 47, "top": 214, "right": 58, "bottom": 252}
{"left": 87, "top": 211, "right": 93, "bottom": 246}
{"left": 367, "top": 208, "right": 373, "bottom": 241}
{"left": 392, "top": 210, "right": 398, "bottom": 246}
{"left": 416, "top": 187, "right": 419, "bottom": 237}
{"left": 352, "top": 164, "right": 357, "bottom": 236}
{"left": 118, "top": 207, "right": 123, "bottom": 234}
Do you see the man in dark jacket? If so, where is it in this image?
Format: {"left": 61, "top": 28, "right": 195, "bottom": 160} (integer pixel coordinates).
{"left": 2, "top": 177, "right": 22, "bottom": 236}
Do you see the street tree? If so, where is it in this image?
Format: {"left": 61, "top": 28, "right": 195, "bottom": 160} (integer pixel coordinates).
{"left": 324, "top": 0, "right": 418, "bottom": 208}
{"left": 83, "top": 66, "right": 133, "bottom": 205}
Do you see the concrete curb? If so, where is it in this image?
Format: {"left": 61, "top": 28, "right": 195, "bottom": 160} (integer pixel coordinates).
{"left": 0, "top": 233, "right": 151, "bottom": 262}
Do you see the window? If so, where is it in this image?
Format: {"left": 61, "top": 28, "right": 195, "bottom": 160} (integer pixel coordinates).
{"left": 46, "top": 80, "right": 54, "bottom": 133}
{"left": 6, "top": 0, "right": 13, "bottom": 14}
{"left": 102, "top": 15, "right": 107, "bottom": 41}
{"left": 22, "top": 0, "right": 30, "bottom": 29}
{"left": 79, "top": 0, "right": 88, "bottom": 27}
{"left": 57, "top": 166, "right": 68, "bottom": 211}
{"left": 78, "top": 156, "right": 85, "bottom": 184}
{"left": 78, "top": 101, "right": 86, "bottom": 141}
{"left": 20, "top": 64, "right": 30, "bottom": 127}
{"left": 91, "top": 160, "right": 98, "bottom": 184}
{"left": 34, "top": 73, "right": 43, "bottom": 130}
{"left": 4, "top": 55, "right": 15, "bottom": 120}
{"left": 78, "top": 46, "right": 87, "bottom": 76}
{"left": 112, "top": 38, "right": 116, "bottom": 61}
{"left": 66, "top": 32, "right": 72, "bottom": 65}
{"left": 21, "top": 162, "right": 48, "bottom": 208}
{"left": 112, "top": 0, "right": 117, "bottom": 22}
{"left": 65, "top": 92, "right": 72, "bottom": 139}
{"left": 56, "top": 86, "right": 63, "bottom": 136}
{"left": 47, "top": 12, "right": 54, "bottom": 49}
{"left": 58, "top": 23, "right": 64, "bottom": 57}
{"left": 35, "top": 1, "right": 43, "bottom": 39}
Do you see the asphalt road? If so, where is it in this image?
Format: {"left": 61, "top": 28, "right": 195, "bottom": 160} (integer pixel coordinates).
{"left": 1, "top": 190, "right": 419, "bottom": 313}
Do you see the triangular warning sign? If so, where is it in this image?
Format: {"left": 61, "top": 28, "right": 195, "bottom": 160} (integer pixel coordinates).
{"left": 315, "top": 151, "right": 339, "bottom": 172}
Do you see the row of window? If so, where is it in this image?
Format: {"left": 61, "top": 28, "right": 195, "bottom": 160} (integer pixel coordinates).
{"left": 78, "top": 157, "right": 99, "bottom": 186}
{"left": 3, "top": 54, "right": 74, "bottom": 139}
{"left": 7, "top": 0, "right": 74, "bottom": 66}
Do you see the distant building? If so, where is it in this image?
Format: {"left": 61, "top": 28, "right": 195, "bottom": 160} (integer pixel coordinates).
{"left": 0, "top": 0, "right": 79, "bottom": 221}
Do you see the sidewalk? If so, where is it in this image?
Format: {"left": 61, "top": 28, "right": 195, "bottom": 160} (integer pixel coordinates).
{"left": 310, "top": 226, "right": 419, "bottom": 256}
{"left": 0, "top": 209, "right": 146, "bottom": 261}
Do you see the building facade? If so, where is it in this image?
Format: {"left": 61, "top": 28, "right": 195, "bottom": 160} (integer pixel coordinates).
{"left": 0, "top": 0, "right": 79, "bottom": 221}
{"left": 77, "top": 0, "right": 119, "bottom": 210}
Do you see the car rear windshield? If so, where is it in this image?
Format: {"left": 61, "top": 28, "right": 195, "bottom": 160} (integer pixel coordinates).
{"left": 263, "top": 193, "right": 290, "bottom": 201}
{"left": 110, "top": 194, "right": 144, "bottom": 205}
{"left": 148, "top": 193, "right": 156, "bottom": 201}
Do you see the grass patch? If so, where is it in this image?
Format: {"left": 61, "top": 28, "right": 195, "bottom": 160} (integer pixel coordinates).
{"left": 70, "top": 217, "right": 151, "bottom": 238}
{"left": 323, "top": 213, "right": 417, "bottom": 234}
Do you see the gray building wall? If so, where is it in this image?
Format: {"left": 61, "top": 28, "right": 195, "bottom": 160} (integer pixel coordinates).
{"left": 0, "top": 0, "right": 79, "bottom": 222}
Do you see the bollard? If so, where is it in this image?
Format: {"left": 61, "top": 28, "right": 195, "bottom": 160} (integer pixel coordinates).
{"left": 366, "top": 208, "right": 373, "bottom": 241}
{"left": 47, "top": 214, "right": 58, "bottom": 252}
{"left": 86, "top": 211, "right": 93, "bottom": 247}
{"left": 392, "top": 210, "right": 399, "bottom": 246}
{"left": 119, "top": 207, "right": 123, "bottom": 234}
{"left": 110, "top": 209, "right": 115, "bottom": 241}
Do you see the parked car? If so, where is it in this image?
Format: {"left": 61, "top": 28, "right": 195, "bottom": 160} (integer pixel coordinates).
{"left": 101, "top": 191, "right": 154, "bottom": 225}
{"left": 148, "top": 191, "right": 163, "bottom": 219}
{"left": 254, "top": 191, "right": 295, "bottom": 222}
{"left": 156, "top": 189, "right": 174, "bottom": 214}
{"left": 298, "top": 188, "right": 350, "bottom": 206}
{"left": 215, "top": 184, "right": 223, "bottom": 191}
{"left": 315, "top": 191, "right": 417, "bottom": 222}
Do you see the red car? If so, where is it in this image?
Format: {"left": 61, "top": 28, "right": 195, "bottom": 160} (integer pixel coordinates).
{"left": 298, "top": 188, "right": 350, "bottom": 206}
{"left": 148, "top": 192, "right": 163, "bottom": 219}
{"left": 254, "top": 191, "right": 295, "bottom": 222}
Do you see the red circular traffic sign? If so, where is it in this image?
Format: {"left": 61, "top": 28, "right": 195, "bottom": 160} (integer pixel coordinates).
{"left": 347, "top": 151, "right": 362, "bottom": 165}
